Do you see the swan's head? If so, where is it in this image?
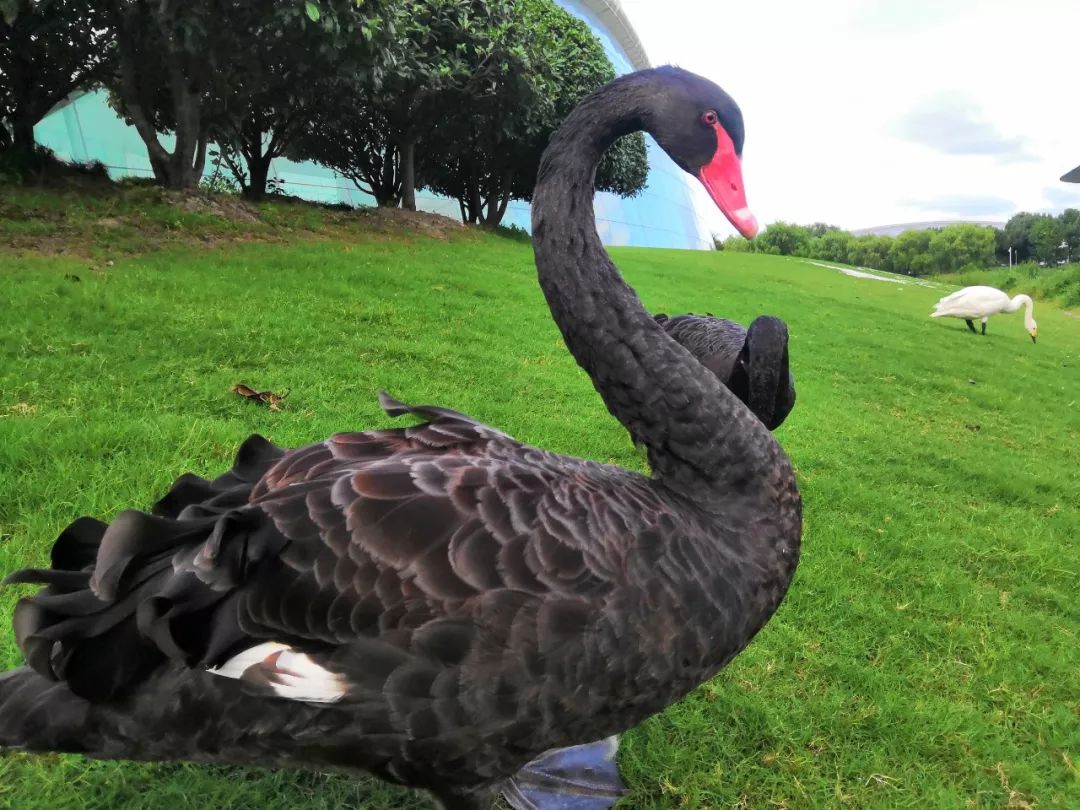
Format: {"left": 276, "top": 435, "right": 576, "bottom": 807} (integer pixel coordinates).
{"left": 1021, "top": 297, "right": 1037, "bottom": 342}
{"left": 643, "top": 66, "right": 758, "bottom": 239}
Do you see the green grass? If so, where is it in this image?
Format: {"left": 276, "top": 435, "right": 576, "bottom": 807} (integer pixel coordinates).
{"left": 1, "top": 195, "right": 1078, "bottom": 809}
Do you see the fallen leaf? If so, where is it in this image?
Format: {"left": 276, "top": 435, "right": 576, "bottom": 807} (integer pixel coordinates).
{"left": 232, "top": 383, "right": 287, "bottom": 411}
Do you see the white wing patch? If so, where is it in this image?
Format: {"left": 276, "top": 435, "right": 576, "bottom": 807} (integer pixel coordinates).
{"left": 207, "top": 641, "right": 348, "bottom": 704}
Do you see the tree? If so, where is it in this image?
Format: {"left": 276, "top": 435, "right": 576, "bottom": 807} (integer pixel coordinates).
{"left": 295, "top": 0, "right": 528, "bottom": 211}
{"left": 382, "top": 0, "right": 526, "bottom": 212}
{"left": 1, "top": 0, "right": 112, "bottom": 153}
{"left": 210, "top": 0, "right": 383, "bottom": 199}
{"left": 814, "top": 229, "right": 854, "bottom": 264}
{"left": 890, "top": 229, "right": 934, "bottom": 276}
{"left": 806, "top": 222, "right": 840, "bottom": 238}
{"left": 1057, "top": 208, "right": 1080, "bottom": 261}
{"left": 292, "top": 97, "right": 405, "bottom": 206}
{"left": 1029, "top": 216, "right": 1064, "bottom": 264}
{"left": 927, "top": 224, "right": 996, "bottom": 272}
{"left": 849, "top": 235, "right": 894, "bottom": 271}
{"left": 754, "top": 221, "right": 810, "bottom": 256}
{"left": 721, "top": 235, "right": 752, "bottom": 252}
{"left": 103, "top": 1, "right": 225, "bottom": 188}
{"left": 420, "top": 0, "right": 647, "bottom": 226}
{"left": 999, "top": 212, "right": 1044, "bottom": 263}
{"left": 105, "top": 0, "right": 386, "bottom": 191}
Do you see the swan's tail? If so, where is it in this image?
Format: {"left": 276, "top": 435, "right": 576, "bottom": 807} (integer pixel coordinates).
{"left": 3, "top": 435, "right": 286, "bottom": 704}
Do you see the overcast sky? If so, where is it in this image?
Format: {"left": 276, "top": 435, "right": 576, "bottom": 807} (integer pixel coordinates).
{"left": 619, "top": 0, "right": 1080, "bottom": 235}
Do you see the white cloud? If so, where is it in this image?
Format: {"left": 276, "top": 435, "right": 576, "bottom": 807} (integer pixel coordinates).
{"left": 618, "top": 0, "right": 1080, "bottom": 234}
{"left": 1042, "top": 185, "right": 1080, "bottom": 210}
{"left": 892, "top": 94, "right": 1035, "bottom": 163}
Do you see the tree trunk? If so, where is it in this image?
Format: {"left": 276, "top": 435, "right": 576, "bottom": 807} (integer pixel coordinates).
{"left": 480, "top": 170, "right": 514, "bottom": 228}
{"left": 192, "top": 133, "right": 208, "bottom": 181}
{"left": 113, "top": 7, "right": 206, "bottom": 190}
{"left": 238, "top": 111, "right": 275, "bottom": 200}
{"left": 400, "top": 138, "right": 416, "bottom": 211}
{"left": 11, "top": 117, "right": 35, "bottom": 151}
{"left": 467, "top": 183, "right": 482, "bottom": 224}
{"left": 483, "top": 193, "right": 512, "bottom": 228}
{"left": 367, "top": 143, "right": 400, "bottom": 207}
{"left": 244, "top": 157, "right": 270, "bottom": 200}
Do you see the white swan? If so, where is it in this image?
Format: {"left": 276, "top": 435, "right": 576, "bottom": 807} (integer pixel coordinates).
{"left": 931, "top": 285, "right": 1037, "bottom": 343}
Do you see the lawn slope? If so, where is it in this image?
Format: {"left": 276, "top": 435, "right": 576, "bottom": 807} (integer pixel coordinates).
{"left": 1, "top": 198, "right": 1077, "bottom": 809}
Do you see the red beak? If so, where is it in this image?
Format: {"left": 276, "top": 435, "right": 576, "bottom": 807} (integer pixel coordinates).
{"left": 697, "top": 124, "right": 758, "bottom": 239}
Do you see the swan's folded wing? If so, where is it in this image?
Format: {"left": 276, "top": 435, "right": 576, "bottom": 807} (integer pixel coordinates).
{"left": 184, "top": 420, "right": 675, "bottom": 763}
{"left": 935, "top": 288, "right": 968, "bottom": 306}
{"left": 657, "top": 315, "right": 748, "bottom": 383}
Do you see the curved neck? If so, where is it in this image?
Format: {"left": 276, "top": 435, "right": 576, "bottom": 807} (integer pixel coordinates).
{"left": 530, "top": 72, "right": 777, "bottom": 498}
{"left": 1009, "top": 294, "right": 1034, "bottom": 325}
{"left": 1007, "top": 294, "right": 1031, "bottom": 311}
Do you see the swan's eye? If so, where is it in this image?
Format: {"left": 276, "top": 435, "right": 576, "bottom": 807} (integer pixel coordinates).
{"left": 702, "top": 110, "right": 719, "bottom": 126}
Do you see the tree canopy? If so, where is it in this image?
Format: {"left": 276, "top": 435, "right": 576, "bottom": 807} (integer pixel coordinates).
{"left": 0, "top": 0, "right": 112, "bottom": 153}
{"left": 295, "top": 0, "right": 532, "bottom": 211}
{"left": 210, "top": 0, "right": 384, "bottom": 199}
{"left": 102, "top": 0, "right": 389, "bottom": 190}
{"left": 292, "top": 0, "right": 647, "bottom": 224}
{"left": 728, "top": 215, "right": 1069, "bottom": 277}
{"left": 4, "top": 0, "right": 648, "bottom": 209}
{"left": 420, "top": 0, "right": 647, "bottom": 225}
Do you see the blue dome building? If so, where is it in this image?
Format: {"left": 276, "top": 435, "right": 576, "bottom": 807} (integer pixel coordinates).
{"left": 32, "top": 0, "right": 714, "bottom": 250}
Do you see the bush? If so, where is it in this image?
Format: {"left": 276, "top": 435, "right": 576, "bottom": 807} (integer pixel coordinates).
{"left": 493, "top": 222, "right": 531, "bottom": 243}
{"left": 721, "top": 235, "right": 753, "bottom": 252}
{"left": 0, "top": 145, "right": 109, "bottom": 185}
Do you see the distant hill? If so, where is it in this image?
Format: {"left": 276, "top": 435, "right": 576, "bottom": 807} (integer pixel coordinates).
{"left": 851, "top": 220, "right": 1005, "bottom": 237}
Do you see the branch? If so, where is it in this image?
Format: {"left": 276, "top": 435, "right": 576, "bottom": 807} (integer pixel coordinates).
{"left": 349, "top": 175, "right": 376, "bottom": 197}
{"left": 266, "top": 123, "right": 290, "bottom": 160}
{"left": 114, "top": 17, "right": 171, "bottom": 167}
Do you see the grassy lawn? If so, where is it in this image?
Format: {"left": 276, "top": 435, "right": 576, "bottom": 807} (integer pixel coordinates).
{"left": 1, "top": 191, "right": 1077, "bottom": 808}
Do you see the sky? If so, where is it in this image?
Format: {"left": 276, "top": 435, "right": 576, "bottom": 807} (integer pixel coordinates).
{"left": 618, "top": 0, "right": 1080, "bottom": 236}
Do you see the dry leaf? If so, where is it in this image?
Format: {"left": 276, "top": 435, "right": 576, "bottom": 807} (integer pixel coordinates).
{"left": 232, "top": 383, "right": 287, "bottom": 411}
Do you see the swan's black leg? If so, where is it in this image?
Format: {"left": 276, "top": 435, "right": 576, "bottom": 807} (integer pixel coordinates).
{"left": 965, "top": 319, "right": 977, "bottom": 334}
{"left": 503, "top": 736, "right": 626, "bottom": 810}
{"left": 980, "top": 320, "right": 986, "bottom": 335}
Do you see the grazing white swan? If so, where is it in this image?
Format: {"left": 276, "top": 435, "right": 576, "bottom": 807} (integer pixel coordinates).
{"left": 931, "top": 285, "right": 1038, "bottom": 343}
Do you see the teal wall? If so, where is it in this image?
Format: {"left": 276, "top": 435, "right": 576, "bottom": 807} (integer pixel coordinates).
{"left": 34, "top": 4, "right": 713, "bottom": 249}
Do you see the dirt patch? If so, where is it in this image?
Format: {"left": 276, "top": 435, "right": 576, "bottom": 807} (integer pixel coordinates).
{"left": 160, "top": 190, "right": 263, "bottom": 223}
{"left": 352, "top": 206, "right": 465, "bottom": 240}
{"left": 1, "top": 185, "right": 477, "bottom": 260}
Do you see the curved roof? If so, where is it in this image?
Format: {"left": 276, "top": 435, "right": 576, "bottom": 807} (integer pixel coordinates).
{"left": 851, "top": 220, "right": 1005, "bottom": 237}
{"left": 579, "top": 0, "right": 651, "bottom": 70}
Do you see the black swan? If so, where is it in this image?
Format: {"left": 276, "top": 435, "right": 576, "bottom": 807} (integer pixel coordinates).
{"left": 653, "top": 312, "right": 796, "bottom": 429}
{"left": 0, "top": 66, "right": 801, "bottom": 810}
